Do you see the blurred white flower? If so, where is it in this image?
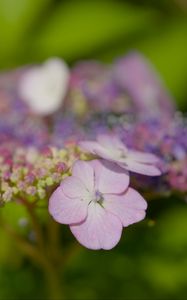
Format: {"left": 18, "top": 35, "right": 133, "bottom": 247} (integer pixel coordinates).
{"left": 19, "top": 58, "right": 70, "bottom": 115}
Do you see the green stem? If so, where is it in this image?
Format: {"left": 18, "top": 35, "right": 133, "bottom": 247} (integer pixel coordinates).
{"left": 1, "top": 197, "right": 82, "bottom": 300}
{"left": 47, "top": 215, "right": 64, "bottom": 264}
{"left": 19, "top": 198, "right": 44, "bottom": 250}
{"left": 23, "top": 202, "right": 65, "bottom": 299}
{"left": 0, "top": 215, "right": 64, "bottom": 300}
{"left": 43, "top": 261, "right": 65, "bottom": 300}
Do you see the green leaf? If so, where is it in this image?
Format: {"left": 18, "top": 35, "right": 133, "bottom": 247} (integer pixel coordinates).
{"left": 134, "top": 18, "right": 187, "bottom": 109}
{"left": 0, "top": 201, "right": 28, "bottom": 231}
{"left": 31, "top": 1, "right": 159, "bottom": 61}
{"left": 0, "top": 0, "right": 52, "bottom": 67}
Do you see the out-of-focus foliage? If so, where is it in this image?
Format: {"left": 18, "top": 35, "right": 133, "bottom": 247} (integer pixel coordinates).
{"left": 0, "top": 0, "right": 187, "bottom": 299}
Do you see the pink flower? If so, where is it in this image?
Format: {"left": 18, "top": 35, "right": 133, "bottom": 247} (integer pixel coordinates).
{"left": 114, "top": 52, "right": 175, "bottom": 119}
{"left": 79, "top": 134, "right": 161, "bottom": 176}
{"left": 49, "top": 159, "right": 147, "bottom": 250}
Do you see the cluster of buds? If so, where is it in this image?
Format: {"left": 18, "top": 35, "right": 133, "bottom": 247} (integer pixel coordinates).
{"left": 0, "top": 143, "right": 81, "bottom": 205}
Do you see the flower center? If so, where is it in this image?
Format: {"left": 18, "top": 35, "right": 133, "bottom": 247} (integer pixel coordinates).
{"left": 94, "top": 190, "right": 104, "bottom": 204}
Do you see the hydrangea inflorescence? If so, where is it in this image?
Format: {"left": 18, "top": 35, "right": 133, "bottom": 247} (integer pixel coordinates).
{"left": 0, "top": 144, "right": 79, "bottom": 204}
{"left": 0, "top": 53, "right": 186, "bottom": 249}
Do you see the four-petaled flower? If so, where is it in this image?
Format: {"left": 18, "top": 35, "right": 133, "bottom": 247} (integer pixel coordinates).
{"left": 79, "top": 134, "right": 161, "bottom": 176}
{"left": 49, "top": 159, "right": 147, "bottom": 250}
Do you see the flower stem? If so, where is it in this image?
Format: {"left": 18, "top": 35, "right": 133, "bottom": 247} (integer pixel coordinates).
{"left": 43, "top": 261, "right": 65, "bottom": 300}
{"left": 0, "top": 211, "right": 64, "bottom": 300}
{"left": 19, "top": 198, "right": 44, "bottom": 250}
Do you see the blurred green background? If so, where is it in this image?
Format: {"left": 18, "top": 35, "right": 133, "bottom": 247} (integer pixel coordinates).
{"left": 0, "top": 0, "right": 187, "bottom": 299}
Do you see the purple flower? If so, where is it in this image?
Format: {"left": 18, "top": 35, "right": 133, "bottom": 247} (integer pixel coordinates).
{"left": 79, "top": 134, "right": 161, "bottom": 176}
{"left": 114, "top": 52, "right": 175, "bottom": 119}
{"left": 49, "top": 159, "right": 147, "bottom": 250}
{"left": 69, "top": 61, "right": 132, "bottom": 114}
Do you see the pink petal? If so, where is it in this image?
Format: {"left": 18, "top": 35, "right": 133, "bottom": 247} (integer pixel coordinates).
{"left": 97, "top": 134, "right": 128, "bottom": 153}
{"left": 91, "top": 159, "right": 129, "bottom": 194}
{"left": 119, "top": 159, "right": 161, "bottom": 176}
{"left": 104, "top": 188, "right": 147, "bottom": 227}
{"left": 79, "top": 140, "right": 114, "bottom": 161}
{"left": 79, "top": 141, "right": 103, "bottom": 154}
{"left": 49, "top": 186, "right": 88, "bottom": 224}
{"left": 92, "top": 146, "right": 117, "bottom": 161}
{"left": 128, "top": 150, "right": 160, "bottom": 164}
{"left": 70, "top": 202, "right": 122, "bottom": 250}
{"left": 62, "top": 176, "right": 89, "bottom": 199}
{"left": 72, "top": 160, "right": 94, "bottom": 193}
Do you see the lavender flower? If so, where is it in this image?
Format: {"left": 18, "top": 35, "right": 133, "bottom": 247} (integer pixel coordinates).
{"left": 69, "top": 61, "right": 132, "bottom": 115}
{"left": 79, "top": 134, "right": 161, "bottom": 176}
{"left": 49, "top": 159, "right": 147, "bottom": 250}
{"left": 113, "top": 52, "right": 176, "bottom": 119}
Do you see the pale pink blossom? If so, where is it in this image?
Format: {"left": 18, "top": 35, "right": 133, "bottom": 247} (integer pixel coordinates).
{"left": 114, "top": 52, "right": 175, "bottom": 119}
{"left": 19, "top": 58, "right": 69, "bottom": 115}
{"left": 49, "top": 159, "right": 147, "bottom": 250}
{"left": 79, "top": 134, "right": 161, "bottom": 176}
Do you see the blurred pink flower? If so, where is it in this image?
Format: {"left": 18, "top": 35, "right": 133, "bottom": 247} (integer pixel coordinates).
{"left": 49, "top": 159, "right": 147, "bottom": 250}
{"left": 79, "top": 134, "right": 161, "bottom": 176}
{"left": 114, "top": 52, "right": 175, "bottom": 119}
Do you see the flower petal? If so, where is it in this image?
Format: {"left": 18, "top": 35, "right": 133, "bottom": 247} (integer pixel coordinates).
{"left": 19, "top": 58, "right": 69, "bottom": 115}
{"left": 79, "top": 140, "right": 115, "bottom": 162}
{"left": 119, "top": 159, "right": 161, "bottom": 176}
{"left": 79, "top": 141, "right": 103, "bottom": 154}
{"left": 70, "top": 202, "right": 122, "bottom": 250}
{"left": 91, "top": 159, "right": 129, "bottom": 194}
{"left": 62, "top": 176, "right": 89, "bottom": 199}
{"left": 97, "top": 134, "right": 128, "bottom": 153}
{"left": 104, "top": 188, "right": 147, "bottom": 227}
{"left": 72, "top": 160, "right": 94, "bottom": 192}
{"left": 128, "top": 150, "right": 160, "bottom": 164}
{"left": 49, "top": 186, "right": 88, "bottom": 224}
